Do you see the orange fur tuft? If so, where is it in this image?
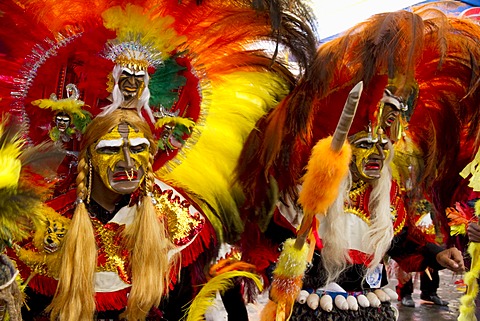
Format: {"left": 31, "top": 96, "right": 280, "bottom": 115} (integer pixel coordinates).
{"left": 297, "top": 137, "right": 351, "bottom": 235}
{"left": 260, "top": 300, "right": 278, "bottom": 321}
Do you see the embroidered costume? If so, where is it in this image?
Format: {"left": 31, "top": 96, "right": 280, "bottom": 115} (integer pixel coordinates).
{"left": 12, "top": 179, "right": 214, "bottom": 319}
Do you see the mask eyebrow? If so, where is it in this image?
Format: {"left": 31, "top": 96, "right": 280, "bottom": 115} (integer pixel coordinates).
{"left": 122, "top": 67, "right": 145, "bottom": 77}
{"left": 95, "top": 138, "right": 123, "bottom": 149}
{"left": 352, "top": 137, "right": 372, "bottom": 144}
{"left": 122, "top": 67, "right": 134, "bottom": 75}
{"left": 130, "top": 137, "right": 150, "bottom": 147}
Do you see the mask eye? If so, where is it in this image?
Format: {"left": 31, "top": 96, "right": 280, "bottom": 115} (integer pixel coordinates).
{"left": 356, "top": 141, "right": 373, "bottom": 149}
{"left": 379, "top": 142, "right": 389, "bottom": 150}
{"left": 97, "top": 146, "right": 121, "bottom": 154}
{"left": 130, "top": 144, "right": 148, "bottom": 154}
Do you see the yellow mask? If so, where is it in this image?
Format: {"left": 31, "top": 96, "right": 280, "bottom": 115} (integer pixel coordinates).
{"left": 90, "top": 122, "right": 150, "bottom": 194}
{"left": 349, "top": 130, "right": 391, "bottom": 182}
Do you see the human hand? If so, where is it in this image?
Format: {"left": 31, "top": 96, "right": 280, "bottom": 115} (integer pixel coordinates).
{"left": 435, "top": 247, "right": 465, "bottom": 273}
{"left": 467, "top": 222, "right": 480, "bottom": 243}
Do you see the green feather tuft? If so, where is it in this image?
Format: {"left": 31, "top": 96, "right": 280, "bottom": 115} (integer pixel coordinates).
{"left": 149, "top": 57, "right": 187, "bottom": 110}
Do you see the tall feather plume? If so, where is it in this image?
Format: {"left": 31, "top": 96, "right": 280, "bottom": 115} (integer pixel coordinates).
{"left": 169, "top": 0, "right": 318, "bottom": 76}
{"left": 237, "top": 10, "right": 436, "bottom": 216}
{"left": 404, "top": 13, "right": 480, "bottom": 237}
{"left": 153, "top": 0, "right": 318, "bottom": 242}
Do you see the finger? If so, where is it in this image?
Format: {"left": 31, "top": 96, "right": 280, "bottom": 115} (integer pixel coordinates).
{"left": 446, "top": 259, "right": 465, "bottom": 272}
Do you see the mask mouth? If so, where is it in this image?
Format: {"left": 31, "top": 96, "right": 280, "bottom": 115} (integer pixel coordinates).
{"left": 44, "top": 241, "right": 60, "bottom": 253}
{"left": 113, "top": 169, "right": 138, "bottom": 181}
{"left": 57, "top": 123, "right": 68, "bottom": 130}
{"left": 385, "top": 111, "right": 399, "bottom": 126}
{"left": 364, "top": 160, "right": 381, "bottom": 171}
{"left": 122, "top": 88, "right": 138, "bottom": 98}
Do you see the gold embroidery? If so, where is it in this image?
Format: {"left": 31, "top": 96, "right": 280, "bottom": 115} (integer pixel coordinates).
{"left": 154, "top": 190, "right": 204, "bottom": 246}
{"left": 345, "top": 206, "right": 370, "bottom": 225}
{"left": 92, "top": 220, "right": 129, "bottom": 283}
{"left": 346, "top": 182, "right": 406, "bottom": 236}
{"left": 349, "top": 180, "right": 368, "bottom": 200}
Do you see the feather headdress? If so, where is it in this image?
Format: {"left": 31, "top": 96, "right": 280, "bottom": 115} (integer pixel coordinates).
{"left": 236, "top": 9, "right": 480, "bottom": 240}
{"left": 236, "top": 9, "right": 428, "bottom": 221}
{"left": 0, "top": 0, "right": 318, "bottom": 245}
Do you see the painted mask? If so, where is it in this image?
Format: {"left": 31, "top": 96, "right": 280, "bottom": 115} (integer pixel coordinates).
{"left": 90, "top": 122, "right": 150, "bottom": 194}
{"left": 349, "top": 130, "right": 391, "bottom": 182}
{"left": 379, "top": 89, "right": 406, "bottom": 129}
{"left": 55, "top": 112, "right": 71, "bottom": 133}
{"left": 118, "top": 67, "right": 146, "bottom": 102}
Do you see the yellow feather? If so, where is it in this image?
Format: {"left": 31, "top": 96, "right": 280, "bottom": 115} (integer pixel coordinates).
{"left": 157, "top": 71, "right": 290, "bottom": 241}
{"left": 155, "top": 116, "right": 195, "bottom": 129}
{"left": 0, "top": 155, "right": 21, "bottom": 189}
{"left": 185, "top": 271, "right": 263, "bottom": 321}
{"left": 31, "top": 98, "right": 86, "bottom": 117}
{"left": 0, "top": 124, "right": 24, "bottom": 189}
{"left": 102, "top": 5, "right": 185, "bottom": 61}
{"left": 451, "top": 225, "right": 467, "bottom": 236}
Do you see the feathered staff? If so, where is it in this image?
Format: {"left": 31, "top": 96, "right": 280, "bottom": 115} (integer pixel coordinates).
{"left": 458, "top": 200, "right": 480, "bottom": 321}
{"left": 0, "top": 116, "right": 61, "bottom": 321}
{"left": 261, "top": 81, "right": 363, "bottom": 321}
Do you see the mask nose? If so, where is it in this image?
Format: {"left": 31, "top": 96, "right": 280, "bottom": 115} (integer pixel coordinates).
{"left": 126, "top": 75, "right": 137, "bottom": 87}
{"left": 122, "top": 144, "right": 135, "bottom": 169}
{"left": 375, "top": 142, "right": 386, "bottom": 160}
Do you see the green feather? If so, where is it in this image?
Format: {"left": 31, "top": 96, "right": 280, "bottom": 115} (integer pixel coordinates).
{"left": 72, "top": 110, "right": 93, "bottom": 133}
{"left": 149, "top": 57, "right": 187, "bottom": 110}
